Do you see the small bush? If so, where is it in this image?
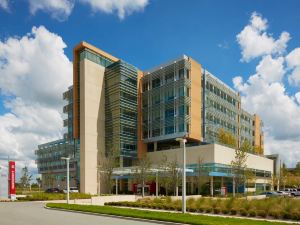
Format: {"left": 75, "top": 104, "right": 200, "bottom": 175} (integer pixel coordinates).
{"left": 188, "top": 206, "right": 197, "bottom": 212}
{"left": 221, "top": 208, "right": 229, "bottom": 214}
{"left": 269, "top": 210, "right": 282, "bottom": 219}
{"left": 257, "top": 210, "right": 267, "bottom": 218}
{"left": 291, "top": 212, "right": 300, "bottom": 221}
{"left": 282, "top": 211, "right": 292, "bottom": 220}
{"left": 175, "top": 205, "right": 181, "bottom": 211}
{"left": 213, "top": 207, "right": 221, "bottom": 214}
{"left": 248, "top": 210, "right": 256, "bottom": 217}
{"left": 239, "top": 209, "right": 248, "bottom": 217}
{"left": 205, "top": 207, "right": 212, "bottom": 213}
{"left": 230, "top": 208, "right": 237, "bottom": 215}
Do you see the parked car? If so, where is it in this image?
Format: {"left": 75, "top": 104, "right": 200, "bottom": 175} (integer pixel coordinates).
{"left": 45, "top": 188, "right": 60, "bottom": 193}
{"left": 63, "top": 187, "right": 79, "bottom": 193}
{"left": 283, "top": 188, "right": 300, "bottom": 197}
{"left": 276, "top": 191, "right": 290, "bottom": 197}
{"left": 262, "top": 191, "right": 280, "bottom": 197}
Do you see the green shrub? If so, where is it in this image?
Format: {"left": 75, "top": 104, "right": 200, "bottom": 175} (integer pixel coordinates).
{"left": 175, "top": 205, "right": 181, "bottom": 211}
{"left": 257, "top": 210, "right": 267, "bottom": 218}
{"left": 205, "top": 207, "right": 212, "bottom": 213}
{"left": 213, "top": 207, "right": 221, "bottom": 214}
{"left": 269, "top": 210, "right": 282, "bottom": 219}
{"left": 248, "top": 210, "right": 256, "bottom": 217}
{"left": 198, "top": 207, "right": 204, "bottom": 213}
{"left": 221, "top": 208, "right": 229, "bottom": 214}
{"left": 291, "top": 211, "right": 300, "bottom": 221}
{"left": 188, "top": 205, "right": 197, "bottom": 212}
{"left": 282, "top": 211, "right": 292, "bottom": 220}
{"left": 230, "top": 208, "right": 237, "bottom": 215}
{"left": 239, "top": 209, "right": 248, "bottom": 217}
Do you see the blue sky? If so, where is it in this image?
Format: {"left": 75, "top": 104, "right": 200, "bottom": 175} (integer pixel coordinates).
{"left": 0, "top": 0, "right": 300, "bottom": 175}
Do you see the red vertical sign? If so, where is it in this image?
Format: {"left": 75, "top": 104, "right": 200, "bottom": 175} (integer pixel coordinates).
{"left": 9, "top": 161, "right": 16, "bottom": 199}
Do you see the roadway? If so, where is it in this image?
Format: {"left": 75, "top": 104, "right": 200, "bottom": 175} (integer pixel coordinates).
{"left": 0, "top": 202, "right": 171, "bottom": 225}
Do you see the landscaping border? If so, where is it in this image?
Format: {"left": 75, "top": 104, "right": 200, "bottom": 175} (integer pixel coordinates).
{"left": 46, "top": 203, "right": 298, "bottom": 225}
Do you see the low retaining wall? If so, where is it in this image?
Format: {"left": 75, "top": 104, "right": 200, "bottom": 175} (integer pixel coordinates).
{"left": 90, "top": 195, "right": 142, "bottom": 206}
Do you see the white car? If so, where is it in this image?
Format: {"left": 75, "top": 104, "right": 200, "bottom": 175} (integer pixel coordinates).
{"left": 63, "top": 187, "right": 79, "bottom": 193}
{"left": 276, "top": 191, "right": 290, "bottom": 196}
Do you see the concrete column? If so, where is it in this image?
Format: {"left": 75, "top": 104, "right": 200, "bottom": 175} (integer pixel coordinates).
{"left": 154, "top": 142, "right": 157, "bottom": 152}
{"left": 210, "top": 176, "right": 214, "bottom": 197}
{"left": 232, "top": 178, "right": 235, "bottom": 197}
{"left": 115, "top": 178, "right": 118, "bottom": 195}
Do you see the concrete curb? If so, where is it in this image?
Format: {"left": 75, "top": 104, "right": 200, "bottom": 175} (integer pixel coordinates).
{"left": 44, "top": 206, "right": 188, "bottom": 225}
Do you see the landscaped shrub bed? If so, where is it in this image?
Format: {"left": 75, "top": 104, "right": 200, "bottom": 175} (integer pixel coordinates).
{"left": 104, "top": 196, "right": 300, "bottom": 221}
{"left": 17, "top": 192, "right": 93, "bottom": 201}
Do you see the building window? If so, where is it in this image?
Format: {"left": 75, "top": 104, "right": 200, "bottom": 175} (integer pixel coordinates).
{"left": 179, "top": 68, "right": 184, "bottom": 79}
{"left": 178, "top": 87, "right": 184, "bottom": 97}
{"left": 179, "top": 123, "right": 185, "bottom": 132}
{"left": 165, "top": 125, "right": 175, "bottom": 134}
{"left": 165, "top": 87, "right": 174, "bottom": 101}
{"left": 142, "top": 81, "right": 148, "bottom": 92}
{"left": 165, "top": 108, "right": 175, "bottom": 118}
{"left": 152, "top": 78, "right": 160, "bottom": 88}
{"left": 152, "top": 93, "right": 160, "bottom": 105}
{"left": 165, "top": 72, "right": 174, "bottom": 83}
{"left": 186, "top": 69, "right": 190, "bottom": 79}
{"left": 152, "top": 128, "right": 160, "bottom": 137}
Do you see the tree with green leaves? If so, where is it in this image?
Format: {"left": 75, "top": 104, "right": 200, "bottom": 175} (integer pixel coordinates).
{"left": 134, "top": 153, "right": 152, "bottom": 197}
{"left": 231, "top": 147, "right": 248, "bottom": 196}
{"left": 19, "top": 166, "right": 32, "bottom": 191}
{"left": 217, "top": 128, "right": 237, "bottom": 149}
{"left": 240, "top": 139, "right": 253, "bottom": 153}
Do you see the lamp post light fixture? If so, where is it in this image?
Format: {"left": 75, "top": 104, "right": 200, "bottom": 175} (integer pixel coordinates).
{"left": 176, "top": 137, "right": 187, "bottom": 214}
{"left": 61, "top": 157, "right": 70, "bottom": 204}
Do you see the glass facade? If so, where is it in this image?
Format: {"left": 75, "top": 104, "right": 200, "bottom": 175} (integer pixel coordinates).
{"left": 105, "top": 60, "right": 138, "bottom": 166}
{"left": 141, "top": 58, "right": 191, "bottom": 142}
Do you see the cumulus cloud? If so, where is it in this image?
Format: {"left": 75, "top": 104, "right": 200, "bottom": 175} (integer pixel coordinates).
{"left": 79, "top": 0, "right": 149, "bottom": 19}
{"left": 286, "top": 48, "right": 300, "bottom": 86}
{"left": 28, "top": 0, "right": 74, "bottom": 21}
{"left": 234, "top": 12, "right": 300, "bottom": 167}
{"left": 237, "top": 12, "right": 290, "bottom": 62}
{"left": 0, "top": 26, "right": 72, "bottom": 175}
{"left": 0, "top": 0, "right": 9, "bottom": 11}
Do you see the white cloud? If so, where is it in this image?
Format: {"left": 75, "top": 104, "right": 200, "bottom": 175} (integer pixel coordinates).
{"left": 28, "top": 0, "right": 74, "bottom": 21}
{"left": 79, "top": 0, "right": 149, "bottom": 19}
{"left": 0, "top": 26, "right": 72, "bottom": 174}
{"left": 234, "top": 12, "right": 300, "bottom": 167}
{"left": 236, "top": 12, "right": 290, "bottom": 62}
{"left": 286, "top": 48, "right": 300, "bottom": 86}
{"left": 296, "top": 92, "right": 300, "bottom": 105}
{"left": 0, "top": 0, "right": 9, "bottom": 11}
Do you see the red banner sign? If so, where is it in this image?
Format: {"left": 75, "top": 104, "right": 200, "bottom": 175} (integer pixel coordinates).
{"left": 9, "top": 161, "right": 16, "bottom": 198}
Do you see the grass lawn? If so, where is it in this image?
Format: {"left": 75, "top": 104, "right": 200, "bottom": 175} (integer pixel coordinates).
{"left": 46, "top": 203, "right": 296, "bottom": 225}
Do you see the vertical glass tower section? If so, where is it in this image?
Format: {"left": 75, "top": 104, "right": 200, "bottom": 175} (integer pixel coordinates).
{"left": 105, "top": 61, "right": 138, "bottom": 167}
{"left": 141, "top": 56, "right": 194, "bottom": 150}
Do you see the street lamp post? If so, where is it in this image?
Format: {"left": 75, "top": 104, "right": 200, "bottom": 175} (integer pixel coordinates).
{"left": 176, "top": 137, "right": 187, "bottom": 214}
{"left": 61, "top": 157, "right": 70, "bottom": 204}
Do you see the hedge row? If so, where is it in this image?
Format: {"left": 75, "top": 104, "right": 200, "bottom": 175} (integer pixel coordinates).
{"left": 105, "top": 199, "right": 300, "bottom": 221}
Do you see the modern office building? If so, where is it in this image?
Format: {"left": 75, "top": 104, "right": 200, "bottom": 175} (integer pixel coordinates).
{"left": 35, "top": 41, "right": 270, "bottom": 194}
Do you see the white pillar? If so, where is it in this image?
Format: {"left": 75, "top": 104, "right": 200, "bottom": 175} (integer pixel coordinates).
{"left": 182, "top": 139, "right": 186, "bottom": 213}
{"left": 115, "top": 178, "right": 118, "bottom": 195}
{"left": 232, "top": 178, "right": 235, "bottom": 197}
{"left": 66, "top": 158, "right": 70, "bottom": 204}
{"left": 210, "top": 176, "right": 214, "bottom": 197}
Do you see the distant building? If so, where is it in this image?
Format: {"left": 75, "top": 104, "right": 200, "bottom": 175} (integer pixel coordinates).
{"left": 35, "top": 41, "right": 271, "bottom": 194}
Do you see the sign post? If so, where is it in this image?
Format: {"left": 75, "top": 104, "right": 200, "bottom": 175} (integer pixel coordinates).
{"left": 8, "top": 161, "right": 16, "bottom": 201}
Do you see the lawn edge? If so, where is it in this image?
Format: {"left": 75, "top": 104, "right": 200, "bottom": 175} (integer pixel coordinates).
{"left": 45, "top": 203, "right": 299, "bottom": 225}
